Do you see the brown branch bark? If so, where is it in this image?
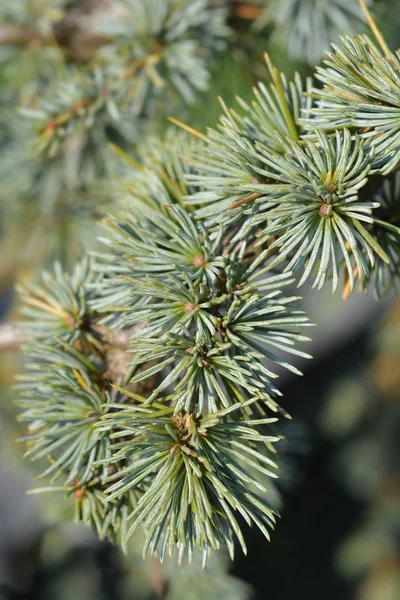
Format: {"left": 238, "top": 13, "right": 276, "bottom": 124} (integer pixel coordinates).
{"left": 0, "top": 23, "right": 107, "bottom": 61}
{"left": 0, "top": 323, "right": 30, "bottom": 352}
{"left": 0, "top": 322, "right": 141, "bottom": 353}
{"left": 0, "top": 25, "right": 49, "bottom": 46}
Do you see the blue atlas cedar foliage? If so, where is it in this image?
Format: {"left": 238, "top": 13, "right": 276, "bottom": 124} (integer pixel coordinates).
{"left": 0, "top": 0, "right": 230, "bottom": 272}
{"left": 16, "top": 0, "right": 400, "bottom": 565}
{"left": 19, "top": 0, "right": 230, "bottom": 159}
{"left": 17, "top": 207, "right": 313, "bottom": 562}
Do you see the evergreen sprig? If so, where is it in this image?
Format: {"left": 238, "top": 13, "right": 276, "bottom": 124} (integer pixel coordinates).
{"left": 97, "top": 401, "right": 280, "bottom": 562}
{"left": 22, "top": 0, "right": 229, "bottom": 159}
{"left": 17, "top": 259, "right": 99, "bottom": 344}
{"left": 24, "top": 68, "right": 127, "bottom": 159}
{"left": 14, "top": 0, "right": 400, "bottom": 571}
{"left": 17, "top": 342, "right": 110, "bottom": 486}
{"left": 252, "top": 129, "right": 389, "bottom": 292}
{"left": 103, "top": 206, "right": 224, "bottom": 285}
{"left": 305, "top": 33, "right": 400, "bottom": 174}
{"left": 185, "top": 56, "right": 313, "bottom": 229}
{"left": 180, "top": 21, "right": 400, "bottom": 293}
{"left": 0, "top": 0, "right": 229, "bottom": 272}
{"left": 94, "top": 0, "right": 230, "bottom": 105}
{"left": 18, "top": 192, "right": 312, "bottom": 557}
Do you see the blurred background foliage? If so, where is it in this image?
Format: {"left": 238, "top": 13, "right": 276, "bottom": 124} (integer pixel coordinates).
{"left": 0, "top": 1, "right": 400, "bottom": 599}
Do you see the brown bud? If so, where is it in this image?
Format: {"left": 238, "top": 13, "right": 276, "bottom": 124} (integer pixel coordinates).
{"left": 193, "top": 255, "right": 207, "bottom": 268}
{"left": 65, "top": 314, "right": 78, "bottom": 327}
{"left": 74, "top": 488, "right": 85, "bottom": 500}
{"left": 319, "top": 202, "right": 333, "bottom": 218}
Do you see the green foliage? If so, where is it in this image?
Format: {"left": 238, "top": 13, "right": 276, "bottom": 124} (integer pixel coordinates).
{"left": 184, "top": 33, "right": 400, "bottom": 294}
{"left": 17, "top": 259, "right": 98, "bottom": 344}
{"left": 0, "top": 0, "right": 229, "bottom": 270}
{"left": 22, "top": 0, "right": 230, "bottom": 159}
{"left": 94, "top": 0, "right": 230, "bottom": 105}
{"left": 24, "top": 69, "right": 129, "bottom": 159}
{"left": 17, "top": 159, "right": 312, "bottom": 561}
{"left": 18, "top": 185, "right": 312, "bottom": 556}
{"left": 10, "top": 0, "right": 400, "bottom": 583}
{"left": 98, "top": 401, "right": 280, "bottom": 561}
{"left": 253, "top": 130, "right": 389, "bottom": 292}
{"left": 306, "top": 32, "right": 400, "bottom": 174}
{"left": 17, "top": 342, "right": 110, "bottom": 486}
